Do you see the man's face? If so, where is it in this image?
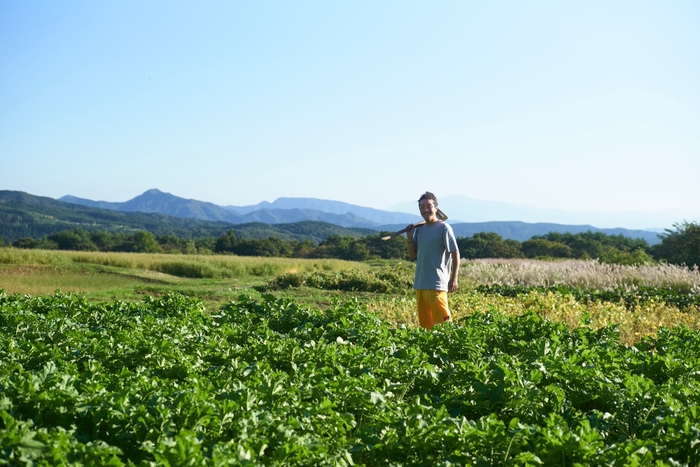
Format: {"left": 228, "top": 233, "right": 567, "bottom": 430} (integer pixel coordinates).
{"left": 419, "top": 199, "right": 438, "bottom": 222}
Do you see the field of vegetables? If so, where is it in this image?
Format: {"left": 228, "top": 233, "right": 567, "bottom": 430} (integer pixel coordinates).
{"left": 2, "top": 288, "right": 700, "bottom": 466}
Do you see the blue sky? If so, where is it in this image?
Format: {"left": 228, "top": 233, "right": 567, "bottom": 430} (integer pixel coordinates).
{"left": 2, "top": 1, "right": 699, "bottom": 227}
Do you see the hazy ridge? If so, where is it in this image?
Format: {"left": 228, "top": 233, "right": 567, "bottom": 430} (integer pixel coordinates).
{"left": 0, "top": 189, "right": 664, "bottom": 245}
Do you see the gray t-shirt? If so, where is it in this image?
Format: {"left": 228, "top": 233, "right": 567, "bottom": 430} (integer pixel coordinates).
{"left": 412, "top": 221, "right": 459, "bottom": 291}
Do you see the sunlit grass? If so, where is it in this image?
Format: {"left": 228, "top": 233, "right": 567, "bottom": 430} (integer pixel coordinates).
{"left": 0, "top": 248, "right": 364, "bottom": 276}
{"left": 0, "top": 263, "right": 177, "bottom": 295}
{"left": 0, "top": 248, "right": 366, "bottom": 309}
{"left": 3, "top": 249, "right": 700, "bottom": 345}
{"left": 459, "top": 259, "right": 700, "bottom": 293}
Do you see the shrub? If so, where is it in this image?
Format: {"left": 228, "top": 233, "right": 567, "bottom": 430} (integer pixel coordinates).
{"left": 598, "top": 247, "right": 654, "bottom": 266}
{"left": 265, "top": 267, "right": 413, "bottom": 293}
{"left": 155, "top": 261, "right": 218, "bottom": 278}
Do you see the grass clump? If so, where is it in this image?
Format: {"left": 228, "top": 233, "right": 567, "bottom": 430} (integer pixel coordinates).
{"left": 265, "top": 267, "right": 413, "bottom": 294}
{"left": 153, "top": 261, "right": 220, "bottom": 278}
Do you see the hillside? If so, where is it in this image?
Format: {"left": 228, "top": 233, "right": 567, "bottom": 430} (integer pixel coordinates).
{"left": 0, "top": 191, "right": 374, "bottom": 243}
{"left": 3, "top": 190, "right": 663, "bottom": 245}
{"left": 60, "top": 189, "right": 421, "bottom": 227}
{"left": 61, "top": 189, "right": 242, "bottom": 222}
{"left": 226, "top": 196, "right": 422, "bottom": 224}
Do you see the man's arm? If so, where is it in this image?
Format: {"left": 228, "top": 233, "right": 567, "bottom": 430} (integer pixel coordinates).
{"left": 448, "top": 250, "right": 459, "bottom": 293}
{"left": 405, "top": 224, "right": 417, "bottom": 259}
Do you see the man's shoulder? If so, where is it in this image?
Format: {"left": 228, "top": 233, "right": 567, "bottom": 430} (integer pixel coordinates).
{"left": 419, "top": 221, "right": 455, "bottom": 234}
{"left": 435, "top": 220, "right": 454, "bottom": 231}
{"left": 436, "top": 221, "right": 457, "bottom": 240}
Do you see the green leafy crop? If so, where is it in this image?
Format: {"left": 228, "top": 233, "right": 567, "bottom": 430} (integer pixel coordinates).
{"left": 1, "top": 290, "right": 699, "bottom": 465}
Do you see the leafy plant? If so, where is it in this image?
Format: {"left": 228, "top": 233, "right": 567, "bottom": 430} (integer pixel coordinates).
{"left": 2, "top": 291, "right": 700, "bottom": 465}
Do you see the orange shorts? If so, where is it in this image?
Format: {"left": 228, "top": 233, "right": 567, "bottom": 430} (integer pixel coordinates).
{"left": 415, "top": 289, "right": 451, "bottom": 330}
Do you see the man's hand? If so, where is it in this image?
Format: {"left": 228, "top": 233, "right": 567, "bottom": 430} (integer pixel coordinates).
{"left": 405, "top": 224, "right": 415, "bottom": 236}
{"left": 448, "top": 277, "right": 458, "bottom": 293}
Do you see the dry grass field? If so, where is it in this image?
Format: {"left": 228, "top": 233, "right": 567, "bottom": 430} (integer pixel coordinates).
{"left": 2, "top": 248, "right": 699, "bottom": 345}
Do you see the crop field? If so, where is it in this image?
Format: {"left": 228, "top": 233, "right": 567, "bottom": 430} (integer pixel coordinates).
{"left": 2, "top": 249, "right": 700, "bottom": 465}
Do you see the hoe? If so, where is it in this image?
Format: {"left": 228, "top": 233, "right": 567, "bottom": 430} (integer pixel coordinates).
{"left": 381, "top": 209, "right": 448, "bottom": 241}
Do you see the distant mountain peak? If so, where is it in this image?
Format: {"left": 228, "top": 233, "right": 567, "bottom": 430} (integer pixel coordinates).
{"left": 142, "top": 188, "right": 166, "bottom": 195}
{"left": 135, "top": 189, "right": 175, "bottom": 199}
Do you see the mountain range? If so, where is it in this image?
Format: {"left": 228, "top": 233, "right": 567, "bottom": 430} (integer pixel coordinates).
{"left": 56, "top": 189, "right": 663, "bottom": 245}
{"left": 0, "top": 191, "right": 374, "bottom": 243}
{"left": 60, "top": 189, "right": 421, "bottom": 228}
{"left": 391, "top": 195, "right": 696, "bottom": 232}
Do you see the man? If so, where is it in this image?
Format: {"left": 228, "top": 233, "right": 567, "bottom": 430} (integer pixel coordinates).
{"left": 405, "top": 192, "right": 460, "bottom": 330}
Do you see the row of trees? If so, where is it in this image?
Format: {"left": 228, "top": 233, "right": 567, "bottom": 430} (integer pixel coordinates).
{"left": 5, "top": 229, "right": 404, "bottom": 261}
{"left": 9, "top": 230, "right": 212, "bottom": 255}
{"left": 651, "top": 222, "right": 700, "bottom": 268}
{"left": 4, "top": 222, "right": 700, "bottom": 267}
{"left": 457, "top": 231, "right": 654, "bottom": 265}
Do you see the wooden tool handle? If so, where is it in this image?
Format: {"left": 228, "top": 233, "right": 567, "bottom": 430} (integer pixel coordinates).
{"left": 380, "top": 209, "right": 448, "bottom": 241}
{"left": 381, "top": 221, "right": 426, "bottom": 241}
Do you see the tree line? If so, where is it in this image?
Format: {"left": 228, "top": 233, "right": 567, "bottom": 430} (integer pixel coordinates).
{"left": 2, "top": 222, "right": 699, "bottom": 267}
